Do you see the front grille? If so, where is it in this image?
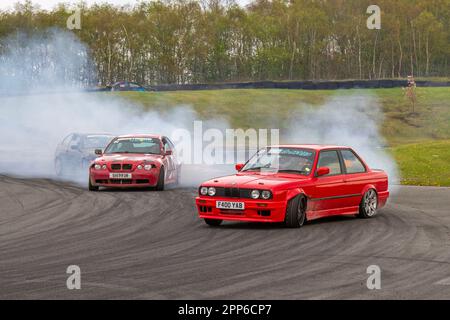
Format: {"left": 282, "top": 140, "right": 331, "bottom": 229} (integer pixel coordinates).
{"left": 110, "top": 163, "right": 133, "bottom": 171}
{"left": 215, "top": 187, "right": 252, "bottom": 199}
{"left": 239, "top": 189, "right": 252, "bottom": 198}
{"left": 225, "top": 187, "right": 239, "bottom": 197}
{"left": 122, "top": 164, "right": 132, "bottom": 170}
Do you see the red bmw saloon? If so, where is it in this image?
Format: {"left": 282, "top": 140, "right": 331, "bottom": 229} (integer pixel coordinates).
{"left": 196, "top": 145, "right": 389, "bottom": 227}
{"left": 89, "top": 134, "right": 180, "bottom": 191}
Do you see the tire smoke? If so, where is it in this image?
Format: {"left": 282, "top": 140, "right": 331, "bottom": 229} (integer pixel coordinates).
{"left": 0, "top": 29, "right": 399, "bottom": 193}
{"left": 285, "top": 95, "right": 400, "bottom": 192}
{"left": 0, "top": 30, "right": 230, "bottom": 186}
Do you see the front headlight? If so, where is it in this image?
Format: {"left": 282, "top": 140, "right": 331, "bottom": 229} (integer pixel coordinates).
{"left": 144, "top": 164, "right": 153, "bottom": 171}
{"left": 137, "top": 164, "right": 143, "bottom": 170}
{"left": 102, "top": 164, "right": 107, "bottom": 170}
{"left": 94, "top": 164, "right": 101, "bottom": 170}
{"left": 261, "top": 190, "right": 272, "bottom": 199}
{"left": 200, "top": 186, "right": 208, "bottom": 195}
{"left": 251, "top": 189, "right": 260, "bottom": 199}
{"left": 208, "top": 187, "right": 216, "bottom": 196}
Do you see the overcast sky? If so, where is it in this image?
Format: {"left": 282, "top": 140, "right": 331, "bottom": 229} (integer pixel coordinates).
{"left": 0, "top": 0, "right": 252, "bottom": 10}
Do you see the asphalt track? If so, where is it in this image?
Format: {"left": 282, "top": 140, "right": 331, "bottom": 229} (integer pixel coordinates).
{"left": 1, "top": 175, "right": 450, "bottom": 299}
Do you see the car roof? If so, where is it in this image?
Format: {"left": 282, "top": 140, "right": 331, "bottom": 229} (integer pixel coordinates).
{"left": 271, "top": 144, "right": 351, "bottom": 151}
{"left": 115, "top": 134, "right": 163, "bottom": 139}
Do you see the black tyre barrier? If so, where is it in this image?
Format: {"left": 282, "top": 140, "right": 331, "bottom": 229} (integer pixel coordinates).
{"left": 85, "top": 79, "right": 449, "bottom": 92}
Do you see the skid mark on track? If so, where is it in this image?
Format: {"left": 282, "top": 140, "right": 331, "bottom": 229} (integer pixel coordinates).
{"left": 1, "top": 176, "right": 450, "bottom": 299}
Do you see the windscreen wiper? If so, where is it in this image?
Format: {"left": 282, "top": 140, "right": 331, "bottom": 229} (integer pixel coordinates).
{"left": 242, "top": 166, "right": 272, "bottom": 172}
{"left": 277, "top": 169, "right": 308, "bottom": 174}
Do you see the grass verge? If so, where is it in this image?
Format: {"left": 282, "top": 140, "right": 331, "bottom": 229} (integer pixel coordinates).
{"left": 391, "top": 140, "right": 450, "bottom": 187}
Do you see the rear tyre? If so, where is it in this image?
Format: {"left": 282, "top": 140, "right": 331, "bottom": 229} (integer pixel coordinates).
{"left": 358, "top": 189, "right": 378, "bottom": 218}
{"left": 204, "top": 219, "right": 222, "bottom": 226}
{"left": 285, "top": 194, "right": 307, "bottom": 228}
{"left": 88, "top": 178, "right": 99, "bottom": 191}
{"left": 155, "top": 167, "right": 165, "bottom": 191}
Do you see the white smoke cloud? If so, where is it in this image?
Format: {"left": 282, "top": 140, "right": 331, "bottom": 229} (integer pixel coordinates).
{"left": 0, "top": 29, "right": 232, "bottom": 186}
{"left": 0, "top": 91, "right": 236, "bottom": 185}
{"left": 0, "top": 29, "right": 95, "bottom": 94}
{"left": 0, "top": 28, "right": 399, "bottom": 193}
{"left": 285, "top": 94, "right": 400, "bottom": 192}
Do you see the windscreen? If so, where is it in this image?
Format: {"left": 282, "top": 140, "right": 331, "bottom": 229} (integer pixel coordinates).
{"left": 104, "top": 137, "right": 161, "bottom": 155}
{"left": 242, "top": 147, "right": 316, "bottom": 175}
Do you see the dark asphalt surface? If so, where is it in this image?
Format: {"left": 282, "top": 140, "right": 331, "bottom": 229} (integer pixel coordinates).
{"left": 1, "top": 175, "right": 450, "bottom": 299}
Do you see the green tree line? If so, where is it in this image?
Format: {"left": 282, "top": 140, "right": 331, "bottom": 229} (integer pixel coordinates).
{"left": 1, "top": 0, "right": 449, "bottom": 85}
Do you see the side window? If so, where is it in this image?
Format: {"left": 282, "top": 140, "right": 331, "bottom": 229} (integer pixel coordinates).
{"left": 166, "top": 137, "right": 176, "bottom": 150}
{"left": 341, "top": 150, "right": 366, "bottom": 173}
{"left": 317, "top": 150, "right": 342, "bottom": 176}
{"left": 162, "top": 137, "right": 172, "bottom": 152}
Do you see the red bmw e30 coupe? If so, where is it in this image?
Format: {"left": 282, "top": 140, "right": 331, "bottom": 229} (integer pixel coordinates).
{"left": 196, "top": 145, "right": 389, "bottom": 227}
{"left": 88, "top": 134, "right": 180, "bottom": 191}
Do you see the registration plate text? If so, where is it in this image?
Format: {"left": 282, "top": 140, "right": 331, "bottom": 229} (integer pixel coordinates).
{"left": 216, "top": 201, "right": 245, "bottom": 210}
{"left": 109, "top": 173, "right": 132, "bottom": 179}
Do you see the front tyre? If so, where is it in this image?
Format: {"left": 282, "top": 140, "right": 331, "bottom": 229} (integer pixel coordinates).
{"left": 204, "top": 219, "right": 222, "bottom": 226}
{"left": 88, "top": 177, "right": 99, "bottom": 191}
{"left": 285, "top": 194, "right": 307, "bottom": 228}
{"left": 155, "top": 167, "right": 165, "bottom": 191}
{"left": 359, "top": 189, "right": 378, "bottom": 218}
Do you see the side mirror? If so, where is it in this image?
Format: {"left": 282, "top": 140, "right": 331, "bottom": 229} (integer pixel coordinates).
{"left": 165, "top": 150, "right": 173, "bottom": 156}
{"left": 235, "top": 163, "right": 244, "bottom": 171}
{"left": 94, "top": 149, "right": 103, "bottom": 155}
{"left": 316, "top": 167, "right": 330, "bottom": 177}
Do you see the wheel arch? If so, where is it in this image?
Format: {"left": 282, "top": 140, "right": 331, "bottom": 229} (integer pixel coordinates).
{"left": 286, "top": 188, "right": 307, "bottom": 202}
{"left": 286, "top": 188, "right": 308, "bottom": 212}
{"left": 362, "top": 184, "right": 378, "bottom": 196}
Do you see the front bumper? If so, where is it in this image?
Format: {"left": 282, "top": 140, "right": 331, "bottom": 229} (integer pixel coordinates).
{"left": 90, "top": 169, "right": 159, "bottom": 188}
{"left": 196, "top": 196, "right": 287, "bottom": 223}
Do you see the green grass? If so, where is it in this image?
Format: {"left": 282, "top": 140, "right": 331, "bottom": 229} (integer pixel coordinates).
{"left": 391, "top": 140, "right": 450, "bottom": 187}
{"left": 377, "top": 87, "right": 450, "bottom": 145}
{"left": 114, "top": 87, "right": 450, "bottom": 146}
{"left": 102, "top": 87, "right": 450, "bottom": 186}
{"left": 112, "top": 89, "right": 332, "bottom": 131}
